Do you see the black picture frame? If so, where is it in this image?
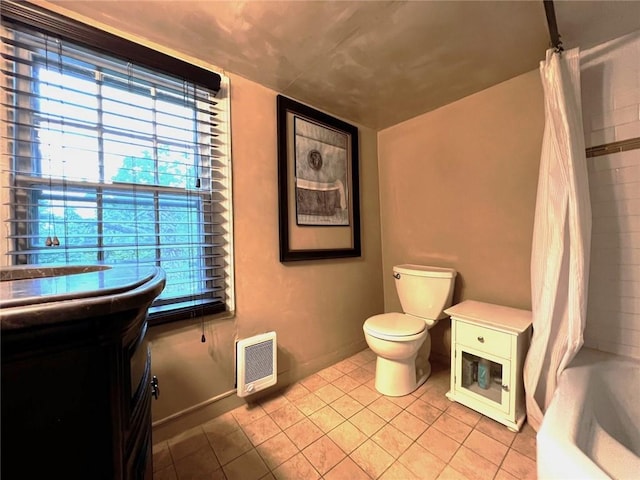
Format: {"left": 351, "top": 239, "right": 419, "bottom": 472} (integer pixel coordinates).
{"left": 277, "top": 95, "right": 361, "bottom": 262}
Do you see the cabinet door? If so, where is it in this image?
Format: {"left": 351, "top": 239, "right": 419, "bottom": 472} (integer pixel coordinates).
{"left": 454, "top": 345, "right": 511, "bottom": 415}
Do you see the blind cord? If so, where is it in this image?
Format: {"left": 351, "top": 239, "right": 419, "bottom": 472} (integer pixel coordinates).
{"left": 57, "top": 40, "right": 65, "bottom": 255}
{"left": 184, "top": 80, "right": 206, "bottom": 343}
{"left": 43, "top": 35, "right": 59, "bottom": 248}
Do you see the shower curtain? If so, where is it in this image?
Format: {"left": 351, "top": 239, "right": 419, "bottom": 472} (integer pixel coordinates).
{"left": 523, "top": 47, "right": 592, "bottom": 431}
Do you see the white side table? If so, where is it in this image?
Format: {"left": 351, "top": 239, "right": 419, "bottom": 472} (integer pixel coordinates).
{"left": 445, "top": 300, "right": 532, "bottom": 432}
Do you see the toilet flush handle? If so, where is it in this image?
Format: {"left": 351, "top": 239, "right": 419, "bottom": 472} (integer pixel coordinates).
{"left": 393, "top": 273, "right": 401, "bottom": 279}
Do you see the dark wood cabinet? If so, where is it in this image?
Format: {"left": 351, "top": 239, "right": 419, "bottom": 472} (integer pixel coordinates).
{"left": 1, "top": 266, "right": 165, "bottom": 480}
{"left": 1, "top": 308, "right": 154, "bottom": 479}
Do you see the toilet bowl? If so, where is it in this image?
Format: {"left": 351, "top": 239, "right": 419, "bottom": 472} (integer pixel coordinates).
{"left": 363, "top": 264, "right": 456, "bottom": 397}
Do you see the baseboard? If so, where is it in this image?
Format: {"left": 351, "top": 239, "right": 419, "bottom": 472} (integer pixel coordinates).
{"left": 152, "top": 391, "right": 244, "bottom": 443}
{"left": 152, "top": 339, "right": 369, "bottom": 443}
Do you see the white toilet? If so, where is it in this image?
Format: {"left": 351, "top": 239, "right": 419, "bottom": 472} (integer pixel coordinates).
{"left": 363, "top": 264, "right": 457, "bottom": 396}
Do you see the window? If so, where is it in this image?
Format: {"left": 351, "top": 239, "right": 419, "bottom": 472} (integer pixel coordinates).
{"left": 1, "top": 2, "right": 234, "bottom": 323}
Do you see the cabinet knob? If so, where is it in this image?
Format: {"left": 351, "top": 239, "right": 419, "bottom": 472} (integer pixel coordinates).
{"left": 477, "top": 336, "right": 484, "bottom": 343}
{"left": 501, "top": 384, "right": 509, "bottom": 392}
{"left": 151, "top": 375, "right": 160, "bottom": 400}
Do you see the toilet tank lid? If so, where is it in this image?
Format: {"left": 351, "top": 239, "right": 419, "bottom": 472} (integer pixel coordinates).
{"left": 394, "top": 264, "right": 457, "bottom": 278}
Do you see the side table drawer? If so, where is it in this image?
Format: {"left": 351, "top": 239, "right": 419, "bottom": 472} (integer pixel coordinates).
{"left": 456, "top": 321, "right": 511, "bottom": 358}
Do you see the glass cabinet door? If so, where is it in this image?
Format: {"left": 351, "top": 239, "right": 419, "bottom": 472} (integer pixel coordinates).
{"left": 454, "top": 345, "right": 511, "bottom": 414}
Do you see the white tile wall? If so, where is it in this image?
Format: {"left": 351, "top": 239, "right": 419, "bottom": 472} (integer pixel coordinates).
{"left": 585, "top": 148, "right": 640, "bottom": 358}
{"left": 581, "top": 31, "right": 640, "bottom": 149}
{"left": 582, "top": 31, "right": 640, "bottom": 359}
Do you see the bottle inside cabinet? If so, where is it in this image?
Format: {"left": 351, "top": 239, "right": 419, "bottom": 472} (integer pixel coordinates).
{"left": 460, "top": 351, "right": 503, "bottom": 404}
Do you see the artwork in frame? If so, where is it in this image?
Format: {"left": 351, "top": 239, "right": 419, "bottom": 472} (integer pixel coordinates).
{"left": 277, "top": 95, "right": 361, "bottom": 262}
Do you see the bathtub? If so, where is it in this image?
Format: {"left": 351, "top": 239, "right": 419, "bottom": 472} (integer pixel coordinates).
{"left": 538, "top": 347, "right": 640, "bottom": 479}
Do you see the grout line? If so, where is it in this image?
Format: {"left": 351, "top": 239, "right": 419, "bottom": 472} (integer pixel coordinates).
{"left": 156, "top": 352, "right": 536, "bottom": 480}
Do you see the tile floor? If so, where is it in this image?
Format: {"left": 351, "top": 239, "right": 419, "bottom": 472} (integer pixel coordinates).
{"left": 153, "top": 348, "right": 537, "bottom": 480}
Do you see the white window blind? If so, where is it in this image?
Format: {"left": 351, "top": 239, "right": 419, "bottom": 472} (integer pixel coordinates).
{"left": 1, "top": 5, "right": 234, "bottom": 323}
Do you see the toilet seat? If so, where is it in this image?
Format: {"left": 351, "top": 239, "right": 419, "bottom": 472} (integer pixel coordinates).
{"left": 364, "top": 312, "right": 425, "bottom": 338}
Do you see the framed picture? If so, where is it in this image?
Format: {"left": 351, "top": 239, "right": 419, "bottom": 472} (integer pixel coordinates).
{"left": 277, "top": 95, "right": 361, "bottom": 262}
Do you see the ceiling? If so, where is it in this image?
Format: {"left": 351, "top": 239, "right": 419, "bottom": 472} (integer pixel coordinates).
{"left": 42, "top": 0, "right": 640, "bottom": 130}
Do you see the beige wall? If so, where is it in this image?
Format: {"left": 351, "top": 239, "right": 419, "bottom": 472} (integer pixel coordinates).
{"left": 230, "top": 74, "right": 383, "bottom": 368}
{"left": 15, "top": 0, "right": 544, "bottom": 440}
{"left": 25, "top": 2, "right": 385, "bottom": 441}
{"left": 150, "top": 74, "right": 384, "bottom": 439}
{"left": 377, "top": 70, "right": 544, "bottom": 360}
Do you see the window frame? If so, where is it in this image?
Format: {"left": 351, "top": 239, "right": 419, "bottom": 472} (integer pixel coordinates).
{"left": 1, "top": 0, "right": 234, "bottom": 325}
{"left": 1, "top": 1, "right": 221, "bottom": 92}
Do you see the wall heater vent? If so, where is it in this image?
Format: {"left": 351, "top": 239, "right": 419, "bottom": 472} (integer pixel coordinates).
{"left": 236, "top": 332, "right": 277, "bottom": 397}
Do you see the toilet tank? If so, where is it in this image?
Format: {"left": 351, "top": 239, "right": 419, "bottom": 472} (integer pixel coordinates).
{"left": 393, "top": 264, "right": 457, "bottom": 321}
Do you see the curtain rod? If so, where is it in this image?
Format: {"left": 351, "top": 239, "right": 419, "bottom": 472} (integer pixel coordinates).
{"left": 543, "top": 0, "right": 564, "bottom": 52}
